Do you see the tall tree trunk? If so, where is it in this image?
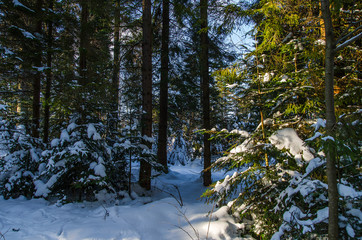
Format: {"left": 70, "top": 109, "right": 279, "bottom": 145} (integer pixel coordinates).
{"left": 200, "top": 0, "right": 211, "bottom": 186}
{"left": 43, "top": 0, "right": 53, "bottom": 143}
{"left": 79, "top": 0, "right": 89, "bottom": 123}
{"left": 32, "top": 0, "right": 43, "bottom": 138}
{"left": 157, "top": 0, "right": 170, "bottom": 173}
{"left": 139, "top": 0, "right": 153, "bottom": 190}
{"left": 111, "top": 0, "right": 121, "bottom": 133}
{"left": 321, "top": 0, "right": 339, "bottom": 239}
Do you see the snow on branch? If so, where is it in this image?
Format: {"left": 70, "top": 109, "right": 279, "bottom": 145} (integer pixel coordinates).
{"left": 336, "top": 31, "right": 362, "bottom": 52}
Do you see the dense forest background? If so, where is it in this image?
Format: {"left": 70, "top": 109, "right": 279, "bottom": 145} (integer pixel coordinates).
{"left": 0, "top": 0, "right": 361, "bottom": 239}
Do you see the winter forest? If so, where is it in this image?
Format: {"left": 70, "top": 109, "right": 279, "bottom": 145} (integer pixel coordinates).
{"left": 0, "top": 0, "right": 361, "bottom": 239}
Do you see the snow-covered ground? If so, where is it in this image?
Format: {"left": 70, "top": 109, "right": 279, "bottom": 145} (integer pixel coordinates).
{"left": 0, "top": 161, "right": 250, "bottom": 240}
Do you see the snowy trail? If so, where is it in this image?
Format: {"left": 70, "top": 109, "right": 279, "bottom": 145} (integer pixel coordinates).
{"left": 0, "top": 162, "right": 245, "bottom": 240}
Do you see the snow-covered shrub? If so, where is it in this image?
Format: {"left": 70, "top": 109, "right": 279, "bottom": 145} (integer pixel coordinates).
{"left": 0, "top": 125, "right": 43, "bottom": 199}
{"left": 168, "top": 131, "right": 191, "bottom": 165}
{"left": 36, "top": 121, "right": 128, "bottom": 202}
{"left": 204, "top": 122, "right": 361, "bottom": 239}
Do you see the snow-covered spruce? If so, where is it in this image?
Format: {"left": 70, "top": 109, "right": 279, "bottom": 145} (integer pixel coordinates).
{"left": 0, "top": 125, "right": 43, "bottom": 199}
{"left": 204, "top": 126, "right": 361, "bottom": 239}
{"left": 35, "top": 121, "right": 128, "bottom": 202}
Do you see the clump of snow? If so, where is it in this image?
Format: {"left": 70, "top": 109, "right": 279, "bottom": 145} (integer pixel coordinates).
{"left": 67, "top": 122, "right": 77, "bottom": 132}
{"left": 230, "top": 138, "right": 254, "bottom": 154}
{"left": 143, "top": 135, "right": 155, "bottom": 143}
{"left": 338, "top": 184, "right": 362, "bottom": 198}
{"left": 214, "top": 172, "right": 238, "bottom": 194}
{"left": 60, "top": 130, "right": 70, "bottom": 142}
{"left": 0, "top": 104, "right": 7, "bottom": 110}
{"left": 322, "top": 136, "right": 335, "bottom": 141}
{"left": 94, "top": 163, "right": 106, "bottom": 177}
{"left": 230, "top": 129, "right": 250, "bottom": 137}
{"left": 13, "top": 0, "right": 35, "bottom": 12}
{"left": 311, "top": 118, "right": 326, "bottom": 131}
{"left": 305, "top": 132, "right": 323, "bottom": 141}
{"left": 87, "top": 124, "right": 101, "bottom": 140}
{"left": 50, "top": 138, "right": 60, "bottom": 147}
{"left": 34, "top": 173, "right": 61, "bottom": 197}
{"left": 314, "top": 39, "right": 326, "bottom": 45}
{"left": 226, "top": 83, "right": 238, "bottom": 88}
{"left": 269, "top": 128, "right": 314, "bottom": 162}
{"left": 263, "top": 72, "right": 274, "bottom": 82}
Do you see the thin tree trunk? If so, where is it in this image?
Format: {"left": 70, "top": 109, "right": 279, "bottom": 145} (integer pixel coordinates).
{"left": 32, "top": 0, "right": 43, "bottom": 138}
{"left": 321, "top": 0, "right": 339, "bottom": 239}
{"left": 43, "top": 0, "right": 53, "bottom": 143}
{"left": 157, "top": 0, "right": 170, "bottom": 173}
{"left": 139, "top": 0, "right": 153, "bottom": 190}
{"left": 111, "top": 0, "right": 121, "bottom": 133}
{"left": 200, "top": 0, "right": 211, "bottom": 186}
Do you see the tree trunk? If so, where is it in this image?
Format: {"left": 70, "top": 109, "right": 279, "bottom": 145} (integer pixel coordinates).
{"left": 139, "top": 0, "right": 153, "bottom": 190}
{"left": 110, "top": 0, "right": 121, "bottom": 133}
{"left": 43, "top": 0, "right": 53, "bottom": 143}
{"left": 79, "top": 0, "right": 89, "bottom": 123}
{"left": 321, "top": 0, "right": 339, "bottom": 239}
{"left": 200, "top": 0, "right": 211, "bottom": 186}
{"left": 157, "top": 0, "right": 170, "bottom": 173}
{"left": 32, "top": 0, "right": 43, "bottom": 139}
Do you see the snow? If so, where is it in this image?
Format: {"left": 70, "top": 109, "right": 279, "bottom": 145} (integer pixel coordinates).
{"left": 311, "top": 118, "right": 326, "bottom": 131}
{"left": 338, "top": 184, "right": 362, "bottom": 198}
{"left": 305, "top": 132, "right": 323, "bottom": 141}
{"left": 60, "top": 130, "right": 70, "bottom": 142}
{"left": 13, "top": 0, "right": 34, "bottom": 12}
{"left": 0, "top": 104, "right": 7, "bottom": 110}
{"left": 230, "top": 129, "right": 249, "bottom": 137}
{"left": 263, "top": 72, "right": 274, "bottom": 82}
{"left": 0, "top": 161, "right": 249, "bottom": 240}
{"left": 322, "top": 136, "right": 335, "bottom": 141}
{"left": 269, "top": 128, "right": 314, "bottom": 162}
{"left": 87, "top": 124, "right": 101, "bottom": 140}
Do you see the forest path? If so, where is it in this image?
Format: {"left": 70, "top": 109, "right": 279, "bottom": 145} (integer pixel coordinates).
{"left": 0, "top": 161, "right": 249, "bottom": 240}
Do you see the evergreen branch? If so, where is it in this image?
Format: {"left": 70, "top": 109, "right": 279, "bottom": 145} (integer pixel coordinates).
{"left": 336, "top": 31, "right": 362, "bottom": 52}
{"left": 336, "top": 20, "right": 362, "bottom": 44}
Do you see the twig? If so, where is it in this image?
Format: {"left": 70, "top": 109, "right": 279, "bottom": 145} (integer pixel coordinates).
{"left": 101, "top": 204, "right": 109, "bottom": 220}
{"left": 174, "top": 206, "right": 200, "bottom": 240}
{"left": 153, "top": 184, "right": 183, "bottom": 207}
{"left": 206, "top": 202, "right": 216, "bottom": 240}
{"left": 174, "top": 225, "right": 195, "bottom": 240}
{"left": 0, "top": 228, "right": 10, "bottom": 240}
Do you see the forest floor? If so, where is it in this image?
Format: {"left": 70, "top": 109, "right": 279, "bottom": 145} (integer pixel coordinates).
{"left": 0, "top": 160, "right": 253, "bottom": 240}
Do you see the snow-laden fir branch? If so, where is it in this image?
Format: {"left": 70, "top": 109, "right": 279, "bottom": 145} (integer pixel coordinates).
{"left": 336, "top": 31, "right": 362, "bottom": 52}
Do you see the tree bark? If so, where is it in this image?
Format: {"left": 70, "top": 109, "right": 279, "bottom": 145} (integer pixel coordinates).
{"left": 139, "top": 0, "right": 153, "bottom": 190}
{"left": 43, "top": 0, "right": 53, "bottom": 143}
{"left": 32, "top": 0, "right": 43, "bottom": 138}
{"left": 320, "top": 0, "right": 339, "bottom": 239}
{"left": 200, "top": 0, "right": 211, "bottom": 186}
{"left": 157, "top": 0, "right": 170, "bottom": 173}
{"left": 110, "top": 0, "right": 121, "bottom": 133}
